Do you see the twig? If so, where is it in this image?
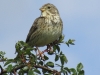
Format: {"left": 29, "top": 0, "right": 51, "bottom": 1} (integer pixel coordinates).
{"left": 0, "top": 64, "right": 60, "bottom": 75}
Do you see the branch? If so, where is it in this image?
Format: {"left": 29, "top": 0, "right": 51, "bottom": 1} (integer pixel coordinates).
{"left": 0, "top": 64, "right": 25, "bottom": 75}
{"left": 0, "top": 64, "right": 60, "bottom": 75}
{"left": 34, "top": 65, "right": 61, "bottom": 75}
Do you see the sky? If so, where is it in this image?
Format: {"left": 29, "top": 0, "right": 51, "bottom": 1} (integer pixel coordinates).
{"left": 0, "top": 0, "right": 100, "bottom": 75}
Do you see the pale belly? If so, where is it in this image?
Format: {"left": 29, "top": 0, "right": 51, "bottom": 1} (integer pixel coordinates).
{"left": 34, "top": 25, "right": 62, "bottom": 47}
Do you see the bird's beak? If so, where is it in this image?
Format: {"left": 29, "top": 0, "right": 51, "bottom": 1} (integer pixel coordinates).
{"left": 39, "top": 8, "right": 45, "bottom": 12}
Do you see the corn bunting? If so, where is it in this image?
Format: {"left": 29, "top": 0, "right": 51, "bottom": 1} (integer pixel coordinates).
{"left": 26, "top": 3, "right": 63, "bottom": 56}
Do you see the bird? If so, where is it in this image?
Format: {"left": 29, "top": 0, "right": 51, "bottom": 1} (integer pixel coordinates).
{"left": 25, "top": 3, "right": 63, "bottom": 57}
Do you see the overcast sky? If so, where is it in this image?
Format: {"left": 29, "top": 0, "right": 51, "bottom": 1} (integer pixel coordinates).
{"left": 0, "top": 0, "right": 100, "bottom": 75}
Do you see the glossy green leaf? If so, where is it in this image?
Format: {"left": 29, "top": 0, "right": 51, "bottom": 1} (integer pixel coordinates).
{"left": 38, "top": 61, "right": 43, "bottom": 65}
{"left": 66, "top": 42, "right": 69, "bottom": 47}
{"left": 77, "top": 63, "right": 83, "bottom": 72}
{"left": 64, "top": 67, "right": 71, "bottom": 74}
{"left": 68, "top": 39, "right": 75, "bottom": 45}
{"left": 44, "top": 55, "right": 49, "bottom": 60}
{"left": 34, "top": 69, "right": 41, "bottom": 74}
{"left": 58, "top": 35, "right": 64, "bottom": 43}
{"left": 78, "top": 70, "right": 84, "bottom": 75}
{"left": 66, "top": 39, "right": 75, "bottom": 47}
{"left": 55, "top": 45, "right": 60, "bottom": 53}
{"left": 55, "top": 55, "right": 59, "bottom": 61}
{"left": 60, "top": 54, "right": 68, "bottom": 66}
{"left": 60, "top": 56, "right": 64, "bottom": 66}
{"left": 46, "top": 61, "right": 54, "bottom": 68}
{"left": 70, "top": 68, "right": 77, "bottom": 75}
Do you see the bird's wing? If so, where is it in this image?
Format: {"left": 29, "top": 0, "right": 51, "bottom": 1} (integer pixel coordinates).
{"left": 26, "top": 17, "right": 44, "bottom": 43}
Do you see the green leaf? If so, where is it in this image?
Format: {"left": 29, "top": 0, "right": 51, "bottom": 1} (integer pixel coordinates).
{"left": 66, "top": 42, "right": 69, "bottom": 47}
{"left": 46, "top": 61, "right": 54, "bottom": 68}
{"left": 48, "top": 51, "right": 54, "bottom": 55}
{"left": 55, "top": 55, "right": 59, "bottom": 61}
{"left": 70, "top": 68, "right": 77, "bottom": 75}
{"left": 78, "top": 70, "right": 84, "bottom": 75}
{"left": 55, "top": 45, "right": 60, "bottom": 53}
{"left": 68, "top": 39, "right": 75, "bottom": 44}
{"left": 44, "top": 55, "right": 49, "bottom": 60}
{"left": 19, "top": 41, "right": 25, "bottom": 45}
{"left": 64, "top": 67, "right": 71, "bottom": 74}
{"left": 60, "top": 56, "right": 64, "bottom": 66}
{"left": 60, "top": 54, "right": 68, "bottom": 66}
{"left": 15, "top": 43, "right": 21, "bottom": 52}
{"left": 66, "top": 39, "right": 75, "bottom": 47}
{"left": 38, "top": 61, "right": 43, "bottom": 65}
{"left": 34, "top": 69, "right": 41, "bottom": 74}
{"left": 6, "top": 64, "right": 13, "bottom": 72}
{"left": 63, "top": 55, "right": 68, "bottom": 63}
{"left": 28, "top": 70, "right": 35, "bottom": 75}
{"left": 25, "top": 47, "right": 34, "bottom": 53}
{"left": 58, "top": 35, "right": 64, "bottom": 43}
{"left": 77, "top": 63, "right": 83, "bottom": 72}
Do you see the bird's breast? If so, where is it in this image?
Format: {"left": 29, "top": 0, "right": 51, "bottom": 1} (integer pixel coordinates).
{"left": 35, "top": 23, "right": 62, "bottom": 46}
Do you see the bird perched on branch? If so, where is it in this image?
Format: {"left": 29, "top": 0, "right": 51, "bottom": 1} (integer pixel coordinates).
{"left": 26, "top": 3, "right": 63, "bottom": 58}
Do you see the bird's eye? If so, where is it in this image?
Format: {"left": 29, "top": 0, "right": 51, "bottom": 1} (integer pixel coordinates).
{"left": 48, "top": 6, "right": 51, "bottom": 9}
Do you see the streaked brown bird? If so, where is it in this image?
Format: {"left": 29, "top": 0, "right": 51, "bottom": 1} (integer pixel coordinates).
{"left": 26, "top": 3, "right": 63, "bottom": 57}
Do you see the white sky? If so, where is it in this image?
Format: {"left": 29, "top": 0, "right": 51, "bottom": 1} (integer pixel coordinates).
{"left": 0, "top": 0, "right": 100, "bottom": 75}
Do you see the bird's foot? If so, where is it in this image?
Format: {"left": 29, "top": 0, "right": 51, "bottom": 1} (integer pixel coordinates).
{"left": 36, "top": 47, "right": 45, "bottom": 60}
{"left": 36, "top": 45, "right": 53, "bottom": 60}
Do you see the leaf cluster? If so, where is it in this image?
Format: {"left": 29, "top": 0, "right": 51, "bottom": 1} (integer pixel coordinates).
{"left": 0, "top": 35, "right": 84, "bottom": 75}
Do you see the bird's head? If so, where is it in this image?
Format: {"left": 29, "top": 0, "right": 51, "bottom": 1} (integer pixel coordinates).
{"left": 40, "top": 3, "right": 59, "bottom": 17}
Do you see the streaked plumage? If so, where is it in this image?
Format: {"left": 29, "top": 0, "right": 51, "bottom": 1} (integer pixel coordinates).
{"left": 26, "top": 3, "right": 63, "bottom": 47}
